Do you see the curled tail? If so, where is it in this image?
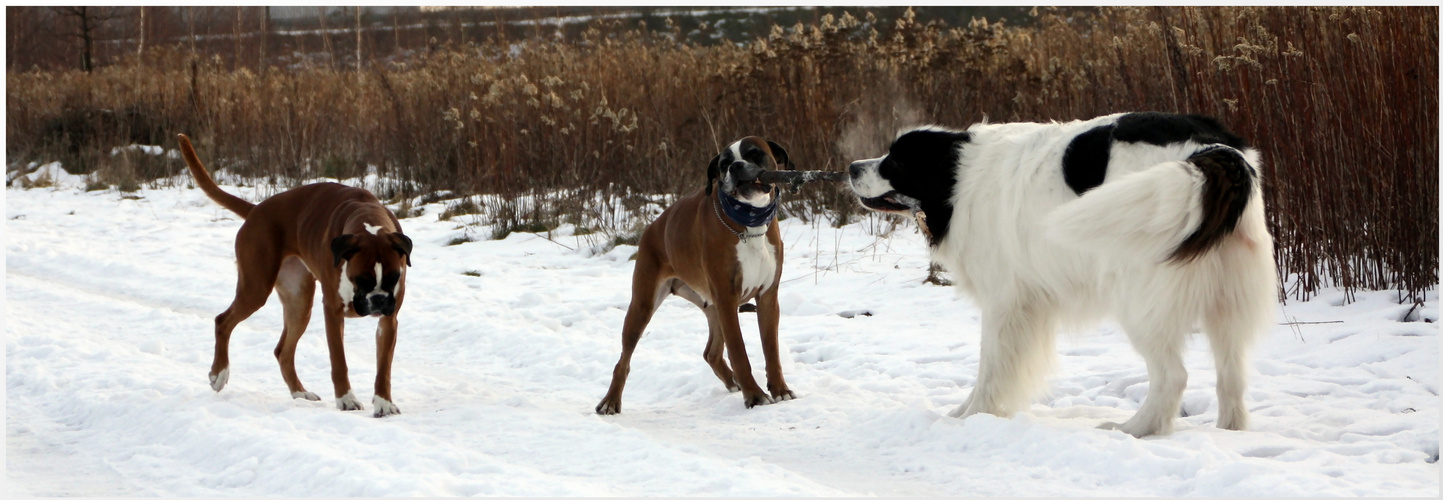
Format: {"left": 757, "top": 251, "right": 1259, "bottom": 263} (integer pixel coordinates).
{"left": 1045, "top": 145, "right": 1260, "bottom": 264}
{"left": 1167, "top": 146, "right": 1256, "bottom": 262}
{"left": 177, "top": 134, "right": 254, "bottom": 218}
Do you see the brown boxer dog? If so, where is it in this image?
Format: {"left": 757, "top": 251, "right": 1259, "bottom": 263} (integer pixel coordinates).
{"left": 177, "top": 134, "right": 412, "bottom": 418}
{"left": 596, "top": 137, "right": 796, "bottom": 414}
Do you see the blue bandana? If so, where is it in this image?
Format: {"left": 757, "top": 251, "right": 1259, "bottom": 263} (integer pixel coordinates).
{"left": 718, "top": 188, "right": 778, "bottom": 228}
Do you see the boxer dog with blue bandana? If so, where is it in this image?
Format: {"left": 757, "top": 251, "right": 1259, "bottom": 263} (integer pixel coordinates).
{"left": 597, "top": 136, "right": 795, "bottom": 413}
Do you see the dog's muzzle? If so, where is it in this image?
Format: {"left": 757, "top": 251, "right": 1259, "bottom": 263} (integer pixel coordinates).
{"left": 353, "top": 292, "right": 396, "bottom": 317}
{"left": 729, "top": 161, "right": 772, "bottom": 201}
{"left": 848, "top": 159, "right": 917, "bottom": 213}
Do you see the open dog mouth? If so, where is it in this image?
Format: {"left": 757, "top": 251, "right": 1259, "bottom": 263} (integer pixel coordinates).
{"left": 858, "top": 191, "right": 918, "bottom": 213}
{"left": 732, "top": 179, "right": 772, "bottom": 199}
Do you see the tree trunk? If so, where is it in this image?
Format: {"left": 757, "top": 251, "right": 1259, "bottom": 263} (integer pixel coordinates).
{"left": 319, "top": 7, "right": 334, "bottom": 70}
{"left": 136, "top": 6, "right": 145, "bottom": 57}
{"left": 260, "top": 7, "right": 269, "bottom": 74}
{"left": 233, "top": 7, "right": 242, "bottom": 71}
{"left": 79, "top": 7, "right": 93, "bottom": 72}
{"left": 355, "top": 6, "right": 362, "bottom": 72}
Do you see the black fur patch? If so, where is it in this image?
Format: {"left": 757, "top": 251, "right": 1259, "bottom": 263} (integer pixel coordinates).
{"left": 1170, "top": 146, "right": 1255, "bottom": 263}
{"left": 1113, "top": 112, "right": 1247, "bottom": 149}
{"left": 1062, "top": 125, "right": 1115, "bottom": 195}
{"left": 879, "top": 129, "right": 970, "bottom": 246}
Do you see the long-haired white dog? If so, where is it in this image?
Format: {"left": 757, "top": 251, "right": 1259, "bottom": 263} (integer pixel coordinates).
{"left": 847, "top": 112, "right": 1277, "bottom": 437}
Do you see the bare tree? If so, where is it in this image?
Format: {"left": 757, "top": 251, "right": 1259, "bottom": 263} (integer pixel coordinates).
{"left": 260, "top": 6, "right": 268, "bottom": 73}
{"left": 53, "top": 6, "right": 122, "bottom": 72}
{"left": 233, "top": 6, "right": 242, "bottom": 70}
{"left": 355, "top": 6, "right": 363, "bottom": 72}
{"left": 319, "top": 7, "right": 334, "bottom": 70}
{"left": 136, "top": 6, "right": 145, "bottom": 57}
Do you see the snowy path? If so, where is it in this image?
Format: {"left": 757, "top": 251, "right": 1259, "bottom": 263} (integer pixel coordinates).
{"left": 5, "top": 182, "right": 1438, "bottom": 496}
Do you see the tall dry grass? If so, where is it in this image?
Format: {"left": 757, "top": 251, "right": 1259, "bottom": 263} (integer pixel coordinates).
{"left": 6, "top": 6, "right": 1436, "bottom": 301}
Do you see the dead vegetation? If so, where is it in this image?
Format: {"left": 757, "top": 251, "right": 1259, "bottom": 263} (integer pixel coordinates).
{"left": 6, "top": 7, "right": 1436, "bottom": 301}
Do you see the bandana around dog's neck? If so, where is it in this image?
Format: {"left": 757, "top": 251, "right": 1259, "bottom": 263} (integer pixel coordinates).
{"left": 714, "top": 188, "right": 777, "bottom": 239}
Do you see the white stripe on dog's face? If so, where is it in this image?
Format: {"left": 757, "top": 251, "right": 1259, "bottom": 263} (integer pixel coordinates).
{"left": 848, "top": 157, "right": 893, "bottom": 198}
{"left": 366, "top": 262, "right": 389, "bottom": 303}
{"left": 721, "top": 139, "right": 775, "bottom": 208}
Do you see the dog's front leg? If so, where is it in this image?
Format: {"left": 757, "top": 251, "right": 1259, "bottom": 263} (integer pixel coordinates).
{"left": 949, "top": 303, "right": 1057, "bottom": 419}
{"left": 372, "top": 314, "right": 401, "bottom": 417}
{"left": 322, "top": 297, "right": 362, "bottom": 411}
{"left": 716, "top": 300, "right": 773, "bottom": 408}
{"left": 754, "top": 286, "right": 794, "bottom": 402}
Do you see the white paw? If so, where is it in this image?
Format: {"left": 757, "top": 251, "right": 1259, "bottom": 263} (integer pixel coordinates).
{"left": 372, "top": 396, "right": 401, "bottom": 418}
{"left": 1098, "top": 418, "right": 1171, "bottom": 438}
{"left": 336, "top": 391, "right": 365, "bottom": 411}
{"left": 292, "top": 391, "right": 321, "bottom": 401}
{"left": 209, "top": 368, "right": 230, "bottom": 392}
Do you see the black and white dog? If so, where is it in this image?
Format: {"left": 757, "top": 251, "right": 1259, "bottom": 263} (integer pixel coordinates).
{"left": 848, "top": 112, "right": 1277, "bottom": 437}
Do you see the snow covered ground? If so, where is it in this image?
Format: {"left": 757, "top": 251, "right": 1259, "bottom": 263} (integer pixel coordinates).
{"left": 5, "top": 173, "right": 1439, "bottom": 496}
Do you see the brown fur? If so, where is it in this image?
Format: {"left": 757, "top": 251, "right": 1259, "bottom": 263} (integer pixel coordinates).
{"left": 177, "top": 134, "right": 411, "bottom": 417}
{"left": 596, "top": 137, "right": 794, "bottom": 414}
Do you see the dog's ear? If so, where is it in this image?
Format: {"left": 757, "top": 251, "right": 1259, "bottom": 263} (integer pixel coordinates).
{"left": 767, "top": 140, "right": 793, "bottom": 170}
{"left": 388, "top": 232, "right": 413, "bottom": 267}
{"left": 330, "top": 234, "right": 360, "bottom": 267}
{"left": 706, "top": 152, "right": 721, "bottom": 195}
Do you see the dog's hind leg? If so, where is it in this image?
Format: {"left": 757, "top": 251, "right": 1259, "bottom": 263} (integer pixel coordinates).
{"left": 951, "top": 300, "right": 1057, "bottom": 419}
{"left": 596, "top": 257, "right": 670, "bottom": 415}
{"left": 1203, "top": 315, "right": 1250, "bottom": 432}
{"left": 273, "top": 256, "right": 320, "bottom": 401}
{"left": 1101, "top": 312, "right": 1191, "bottom": 437}
{"left": 671, "top": 280, "right": 741, "bottom": 393}
{"left": 1202, "top": 256, "right": 1273, "bottom": 431}
{"left": 210, "top": 223, "right": 281, "bottom": 392}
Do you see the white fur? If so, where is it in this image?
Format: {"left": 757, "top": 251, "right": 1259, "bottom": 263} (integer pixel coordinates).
{"left": 292, "top": 391, "right": 320, "bottom": 401}
{"left": 847, "top": 157, "right": 890, "bottom": 199}
{"left": 736, "top": 235, "right": 777, "bottom": 297}
{"left": 364, "top": 223, "right": 381, "bottom": 235}
{"left": 861, "top": 113, "right": 1277, "bottom": 437}
{"left": 372, "top": 396, "right": 401, "bottom": 417}
{"left": 209, "top": 367, "right": 229, "bottom": 392}
{"left": 336, "top": 390, "right": 364, "bottom": 411}
{"left": 337, "top": 261, "right": 353, "bottom": 303}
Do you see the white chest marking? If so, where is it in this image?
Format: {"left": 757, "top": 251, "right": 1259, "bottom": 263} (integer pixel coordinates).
{"left": 364, "top": 223, "right": 381, "bottom": 235}
{"left": 736, "top": 236, "right": 777, "bottom": 296}
{"left": 337, "top": 261, "right": 354, "bottom": 299}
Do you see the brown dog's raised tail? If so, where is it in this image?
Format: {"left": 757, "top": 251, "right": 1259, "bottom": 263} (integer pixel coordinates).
{"left": 177, "top": 133, "right": 255, "bottom": 218}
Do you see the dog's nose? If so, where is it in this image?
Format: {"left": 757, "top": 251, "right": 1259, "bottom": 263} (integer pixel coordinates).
{"left": 730, "top": 161, "right": 762, "bottom": 182}
{"left": 848, "top": 161, "right": 866, "bottom": 179}
{"left": 368, "top": 294, "right": 389, "bottom": 309}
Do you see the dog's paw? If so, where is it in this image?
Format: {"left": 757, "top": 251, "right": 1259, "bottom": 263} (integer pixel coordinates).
{"left": 743, "top": 392, "right": 775, "bottom": 409}
{"left": 372, "top": 396, "right": 401, "bottom": 418}
{"left": 595, "top": 398, "right": 622, "bottom": 415}
{"left": 208, "top": 368, "right": 229, "bottom": 392}
{"left": 336, "top": 391, "right": 365, "bottom": 411}
{"left": 767, "top": 384, "right": 796, "bottom": 402}
{"left": 292, "top": 391, "right": 321, "bottom": 401}
{"left": 1097, "top": 420, "right": 1168, "bottom": 438}
{"left": 947, "top": 402, "right": 975, "bottom": 419}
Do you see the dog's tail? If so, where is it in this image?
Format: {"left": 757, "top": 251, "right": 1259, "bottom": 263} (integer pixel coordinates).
{"left": 1045, "top": 145, "right": 1261, "bottom": 264}
{"left": 177, "top": 134, "right": 254, "bottom": 218}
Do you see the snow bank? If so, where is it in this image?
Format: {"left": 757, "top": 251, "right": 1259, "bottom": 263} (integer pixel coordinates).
{"left": 5, "top": 182, "right": 1438, "bottom": 496}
